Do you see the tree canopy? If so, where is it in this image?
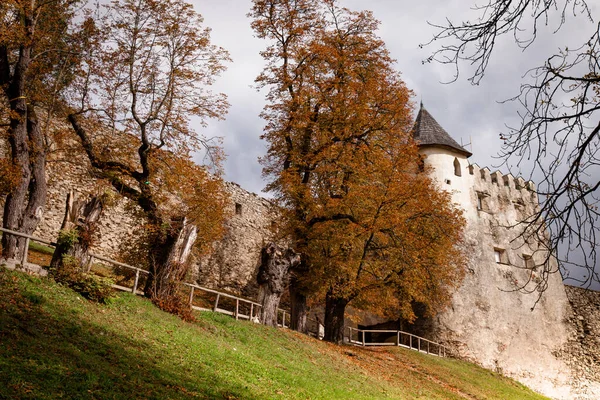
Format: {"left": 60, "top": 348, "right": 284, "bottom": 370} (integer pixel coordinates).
{"left": 65, "top": 0, "right": 230, "bottom": 310}
{"left": 426, "top": 0, "right": 600, "bottom": 289}
{"left": 0, "top": 0, "right": 82, "bottom": 259}
{"left": 252, "top": 0, "right": 466, "bottom": 342}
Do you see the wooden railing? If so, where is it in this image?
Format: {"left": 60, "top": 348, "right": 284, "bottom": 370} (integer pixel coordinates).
{"left": 0, "top": 227, "right": 290, "bottom": 327}
{"left": 347, "top": 326, "right": 447, "bottom": 357}
{"left": 182, "top": 282, "right": 290, "bottom": 328}
{"left": 0, "top": 226, "right": 56, "bottom": 267}
{"left": 1, "top": 227, "right": 446, "bottom": 356}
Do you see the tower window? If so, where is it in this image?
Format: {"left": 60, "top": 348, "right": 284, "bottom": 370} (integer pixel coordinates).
{"left": 494, "top": 248, "right": 508, "bottom": 264}
{"left": 235, "top": 203, "right": 242, "bottom": 215}
{"left": 523, "top": 254, "right": 534, "bottom": 269}
{"left": 476, "top": 191, "right": 489, "bottom": 212}
{"left": 453, "top": 158, "right": 461, "bottom": 177}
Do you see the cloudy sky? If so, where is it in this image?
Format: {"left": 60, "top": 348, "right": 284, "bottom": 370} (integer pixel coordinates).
{"left": 192, "top": 0, "right": 598, "bottom": 288}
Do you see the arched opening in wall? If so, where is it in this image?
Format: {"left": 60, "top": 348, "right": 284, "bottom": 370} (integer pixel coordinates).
{"left": 453, "top": 158, "right": 461, "bottom": 177}
{"left": 417, "top": 154, "right": 425, "bottom": 172}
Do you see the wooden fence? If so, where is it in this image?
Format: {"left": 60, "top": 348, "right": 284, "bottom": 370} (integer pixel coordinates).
{"left": 0, "top": 226, "right": 290, "bottom": 327}
{"left": 0, "top": 226, "right": 448, "bottom": 356}
{"left": 347, "top": 326, "right": 447, "bottom": 357}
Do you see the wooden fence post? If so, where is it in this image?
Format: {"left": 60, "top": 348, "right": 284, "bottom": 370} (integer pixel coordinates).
{"left": 235, "top": 299, "right": 239, "bottom": 320}
{"left": 397, "top": 331, "right": 400, "bottom": 346}
{"left": 21, "top": 238, "right": 30, "bottom": 266}
{"left": 188, "top": 285, "right": 195, "bottom": 305}
{"left": 214, "top": 294, "right": 220, "bottom": 312}
{"left": 362, "top": 330, "right": 365, "bottom": 346}
{"left": 410, "top": 335, "right": 412, "bottom": 349}
{"left": 132, "top": 269, "right": 140, "bottom": 294}
{"left": 250, "top": 304, "right": 254, "bottom": 320}
{"left": 418, "top": 337, "right": 421, "bottom": 352}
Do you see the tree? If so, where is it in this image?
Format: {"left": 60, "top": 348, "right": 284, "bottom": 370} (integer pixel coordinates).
{"left": 256, "top": 243, "right": 300, "bottom": 327}
{"left": 50, "top": 190, "right": 108, "bottom": 271}
{"left": 0, "top": 0, "right": 81, "bottom": 260}
{"left": 252, "top": 0, "right": 466, "bottom": 342}
{"left": 67, "top": 0, "right": 229, "bottom": 311}
{"left": 426, "top": 1, "right": 600, "bottom": 289}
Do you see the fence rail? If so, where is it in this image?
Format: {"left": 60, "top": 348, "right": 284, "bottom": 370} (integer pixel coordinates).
{"left": 347, "top": 326, "right": 447, "bottom": 357}
{"left": 0, "top": 226, "right": 290, "bottom": 327}
{"left": 1, "top": 226, "right": 447, "bottom": 357}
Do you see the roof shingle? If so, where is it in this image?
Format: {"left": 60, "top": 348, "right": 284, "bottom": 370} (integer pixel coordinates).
{"left": 413, "top": 105, "right": 472, "bottom": 157}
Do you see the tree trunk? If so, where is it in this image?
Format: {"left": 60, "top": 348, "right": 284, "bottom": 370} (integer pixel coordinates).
{"left": 289, "top": 280, "right": 308, "bottom": 333}
{"left": 17, "top": 105, "right": 47, "bottom": 254}
{"left": 323, "top": 291, "right": 349, "bottom": 344}
{"left": 144, "top": 217, "right": 197, "bottom": 302}
{"left": 257, "top": 243, "right": 300, "bottom": 327}
{"left": 1, "top": 36, "right": 33, "bottom": 260}
{"left": 50, "top": 191, "right": 104, "bottom": 270}
{"left": 1, "top": 104, "right": 47, "bottom": 260}
{"left": 2, "top": 103, "right": 31, "bottom": 259}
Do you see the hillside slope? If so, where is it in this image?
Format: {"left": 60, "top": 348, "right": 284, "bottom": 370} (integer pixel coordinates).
{"left": 0, "top": 268, "right": 548, "bottom": 400}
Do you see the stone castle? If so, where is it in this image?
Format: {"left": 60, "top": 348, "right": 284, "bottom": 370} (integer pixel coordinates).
{"left": 1, "top": 108, "right": 599, "bottom": 399}
{"left": 411, "top": 105, "right": 592, "bottom": 398}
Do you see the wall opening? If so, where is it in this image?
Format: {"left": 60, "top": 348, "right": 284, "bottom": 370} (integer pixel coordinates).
{"left": 235, "top": 203, "right": 242, "bottom": 215}
{"left": 453, "top": 158, "right": 461, "bottom": 177}
{"left": 523, "top": 254, "right": 534, "bottom": 269}
{"left": 494, "top": 248, "right": 508, "bottom": 264}
{"left": 476, "top": 191, "right": 489, "bottom": 212}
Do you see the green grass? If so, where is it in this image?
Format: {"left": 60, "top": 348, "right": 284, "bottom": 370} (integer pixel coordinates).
{"left": 0, "top": 232, "right": 55, "bottom": 255}
{"left": 27, "top": 241, "right": 55, "bottom": 255}
{"left": 0, "top": 268, "right": 548, "bottom": 400}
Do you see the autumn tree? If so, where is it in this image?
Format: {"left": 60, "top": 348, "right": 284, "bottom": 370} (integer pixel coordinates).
{"left": 252, "top": 0, "right": 466, "bottom": 342}
{"left": 426, "top": 1, "right": 600, "bottom": 289}
{"left": 66, "top": 0, "right": 229, "bottom": 310}
{"left": 0, "top": 0, "right": 82, "bottom": 259}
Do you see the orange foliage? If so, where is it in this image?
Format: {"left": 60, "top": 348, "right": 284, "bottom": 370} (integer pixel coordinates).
{"left": 252, "top": 0, "right": 466, "bottom": 321}
{"left": 65, "top": 0, "right": 230, "bottom": 246}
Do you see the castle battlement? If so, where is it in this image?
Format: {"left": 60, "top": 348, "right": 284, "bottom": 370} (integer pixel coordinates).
{"left": 467, "top": 163, "right": 538, "bottom": 208}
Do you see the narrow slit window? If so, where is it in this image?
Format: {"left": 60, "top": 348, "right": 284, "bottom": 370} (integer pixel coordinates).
{"left": 453, "top": 158, "right": 461, "bottom": 177}
{"left": 523, "top": 254, "right": 533, "bottom": 269}
{"left": 235, "top": 203, "right": 242, "bottom": 215}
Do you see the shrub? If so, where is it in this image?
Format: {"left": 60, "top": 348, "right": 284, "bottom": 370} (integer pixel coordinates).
{"left": 51, "top": 256, "right": 115, "bottom": 303}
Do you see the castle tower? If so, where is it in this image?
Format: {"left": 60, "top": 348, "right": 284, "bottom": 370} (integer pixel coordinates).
{"left": 413, "top": 105, "right": 575, "bottom": 399}
{"left": 413, "top": 104, "right": 472, "bottom": 206}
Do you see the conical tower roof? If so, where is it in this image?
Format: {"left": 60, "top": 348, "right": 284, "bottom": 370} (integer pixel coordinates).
{"left": 413, "top": 104, "right": 472, "bottom": 157}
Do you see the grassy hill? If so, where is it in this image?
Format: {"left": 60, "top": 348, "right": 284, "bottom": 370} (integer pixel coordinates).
{"left": 0, "top": 267, "right": 548, "bottom": 400}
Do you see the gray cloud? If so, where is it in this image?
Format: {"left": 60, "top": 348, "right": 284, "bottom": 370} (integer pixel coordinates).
{"left": 194, "top": 0, "right": 598, "bottom": 289}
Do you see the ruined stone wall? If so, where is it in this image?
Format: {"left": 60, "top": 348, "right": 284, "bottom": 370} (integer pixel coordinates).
{"left": 195, "top": 181, "right": 276, "bottom": 295}
{"left": 556, "top": 286, "right": 600, "bottom": 397}
{"left": 0, "top": 137, "right": 275, "bottom": 293}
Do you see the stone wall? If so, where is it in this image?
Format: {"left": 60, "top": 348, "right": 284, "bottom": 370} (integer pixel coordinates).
{"left": 195, "top": 181, "right": 276, "bottom": 295}
{"left": 556, "top": 286, "right": 600, "bottom": 398}
{"left": 0, "top": 137, "right": 275, "bottom": 294}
